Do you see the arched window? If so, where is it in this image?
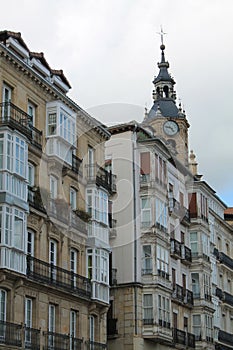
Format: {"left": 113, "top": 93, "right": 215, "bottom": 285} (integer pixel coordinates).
{"left": 163, "top": 85, "right": 169, "bottom": 98}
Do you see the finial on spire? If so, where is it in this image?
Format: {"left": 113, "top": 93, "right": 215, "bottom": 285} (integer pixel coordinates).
{"left": 157, "top": 25, "right": 167, "bottom": 48}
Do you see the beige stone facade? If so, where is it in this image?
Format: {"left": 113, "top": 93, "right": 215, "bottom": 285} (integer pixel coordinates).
{"left": 0, "top": 30, "right": 112, "bottom": 350}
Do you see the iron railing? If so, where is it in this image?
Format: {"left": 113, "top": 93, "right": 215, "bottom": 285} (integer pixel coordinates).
{"left": 25, "top": 327, "right": 40, "bottom": 350}
{"left": 86, "top": 164, "right": 116, "bottom": 193}
{"left": 170, "top": 238, "right": 182, "bottom": 258}
{"left": 172, "top": 284, "right": 193, "bottom": 306}
{"left": 181, "top": 245, "right": 192, "bottom": 263}
{"left": 218, "top": 330, "right": 233, "bottom": 346}
{"left": 0, "top": 102, "right": 42, "bottom": 149}
{"left": 173, "top": 328, "right": 195, "bottom": 348}
{"left": 26, "top": 255, "right": 91, "bottom": 299}
{"left": 72, "top": 154, "right": 82, "bottom": 175}
{"left": 0, "top": 320, "right": 22, "bottom": 347}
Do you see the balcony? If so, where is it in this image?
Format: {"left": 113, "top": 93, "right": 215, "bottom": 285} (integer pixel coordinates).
{"left": 43, "top": 331, "right": 83, "bottom": 350}
{"left": 25, "top": 327, "right": 40, "bottom": 350}
{"left": 86, "top": 341, "right": 107, "bottom": 350}
{"left": 0, "top": 320, "right": 22, "bottom": 347}
{"left": 173, "top": 328, "right": 195, "bottom": 348}
{"left": 216, "top": 288, "right": 233, "bottom": 307}
{"left": 218, "top": 330, "right": 233, "bottom": 347}
{"left": 172, "top": 285, "right": 194, "bottom": 306}
{"left": 168, "top": 197, "right": 181, "bottom": 217}
{"left": 107, "top": 318, "right": 118, "bottom": 337}
{"left": 0, "top": 102, "right": 42, "bottom": 149}
{"left": 109, "top": 214, "right": 117, "bottom": 239}
{"left": 181, "top": 245, "right": 192, "bottom": 264}
{"left": 219, "top": 252, "right": 233, "bottom": 270}
{"left": 170, "top": 239, "right": 182, "bottom": 259}
{"left": 26, "top": 255, "right": 91, "bottom": 300}
{"left": 86, "top": 164, "right": 116, "bottom": 194}
{"left": 180, "top": 207, "right": 190, "bottom": 225}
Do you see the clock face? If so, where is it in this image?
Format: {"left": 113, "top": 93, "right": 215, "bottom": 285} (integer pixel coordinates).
{"left": 163, "top": 120, "right": 179, "bottom": 136}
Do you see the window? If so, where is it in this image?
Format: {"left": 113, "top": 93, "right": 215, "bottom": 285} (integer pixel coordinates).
{"left": 90, "top": 315, "right": 95, "bottom": 343}
{"left": 2, "top": 84, "right": 12, "bottom": 118}
{"left": 140, "top": 152, "right": 150, "bottom": 182}
{"left": 70, "top": 249, "right": 78, "bottom": 287}
{"left": 155, "top": 154, "right": 167, "bottom": 185}
{"left": 141, "top": 197, "right": 151, "bottom": 227}
{"left": 202, "top": 233, "right": 210, "bottom": 258}
{"left": 157, "top": 245, "right": 169, "bottom": 276}
{"left": 193, "top": 315, "right": 201, "bottom": 340}
{"left": 200, "top": 194, "right": 208, "bottom": 221}
{"left": 155, "top": 198, "right": 167, "bottom": 229}
{"left": 59, "top": 110, "right": 75, "bottom": 144}
{"left": 25, "top": 298, "right": 32, "bottom": 343}
{"left": 205, "top": 315, "right": 213, "bottom": 342}
{"left": 13, "top": 209, "right": 24, "bottom": 250}
{"left": 190, "top": 232, "right": 198, "bottom": 257}
{"left": 48, "top": 112, "right": 57, "bottom": 135}
{"left": 143, "top": 294, "right": 153, "bottom": 325}
{"left": 15, "top": 136, "right": 27, "bottom": 177}
{"left": 28, "top": 163, "right": 35, "bottom": 187}
{"left": 49, "top": 304, "right": 56, "bottom": 348}
{"left": 88, "top": 147, "right": 95, "bottom": 178}
{"left": 49, "top": 240, "right": 57, "bottom": 281}
{"left": 0, "top": 289, "right": 6, "bottom": 322}
{"left": 70, "top": 188, "right": 77, "bottom": 210}
{"left": 158, "top": 295, "right": 170, "bottom": 328}
{"left": 191, "top": 273, "right": 200, "bottom": 298}
{"left": 27, "top": 231, "right": 34, "bottom": 256}
{"left": 28, "top": 102, "right": 36, "bottom": 127}
{"left": 142, "top": 245, "right": 152, "bottom": 274}
{"left": 70, "top": 310, "right": 77, "bottom": 349}
{"left": 50, "top": 175, "right": 58, "bottom": 199}
{"left": 204, "top": 274, "right": 211, "bottom": 301}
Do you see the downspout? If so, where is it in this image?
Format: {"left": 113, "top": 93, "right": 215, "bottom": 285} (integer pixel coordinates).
{"left": 132, "top": 125, "right": 138, "bottom": 335}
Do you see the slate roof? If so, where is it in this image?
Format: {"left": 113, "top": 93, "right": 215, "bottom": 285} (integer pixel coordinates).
{"left": 147, "top": 99, "right": 181, "bottom": 119}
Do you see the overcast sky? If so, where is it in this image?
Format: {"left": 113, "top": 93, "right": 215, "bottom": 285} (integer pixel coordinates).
{"left": 1, "top": 0, "right": 233, "bottom": 206}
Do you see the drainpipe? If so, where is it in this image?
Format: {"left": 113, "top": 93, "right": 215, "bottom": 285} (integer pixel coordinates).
{"left": 132, "top": 125, "right": 138, "bottom": 335}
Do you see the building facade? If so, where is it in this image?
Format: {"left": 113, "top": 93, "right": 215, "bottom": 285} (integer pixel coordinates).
{"left": 106, "top": 44, "right": 233, "bottom": 350}
{"left": 0, "top": 30, "right": 114, "bottom": 350}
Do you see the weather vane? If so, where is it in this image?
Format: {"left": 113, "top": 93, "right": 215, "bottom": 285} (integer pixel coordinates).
{"left": 157, "top": 26, "right": 167, "bottom": 46}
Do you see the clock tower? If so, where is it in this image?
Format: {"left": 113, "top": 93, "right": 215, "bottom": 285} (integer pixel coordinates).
{"left": 142, "top": 42, "right": 190, "bottom": 166}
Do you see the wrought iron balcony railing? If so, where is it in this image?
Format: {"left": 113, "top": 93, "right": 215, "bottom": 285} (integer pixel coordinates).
{"left": 170, "top": 238, "right": 182, "bottom": 258}
{"left": 218, "top": 330, "right": 233, "bottom": 346}
{"left": 0, "top": 320, "right": 22, "bottom": 347}
{"left": 86, "top": 163, "right": 116, "bottom": 193}
{"left": 0, "top": 102, "right": 42, "bottom": 149}
{"left": 181, "top": 245, "right": 192, "bottom": 263}
{"left": 173, "top": 328, "right": 195, "bottom": 348}
{"left": 25, "top": 327, "right": 40, "bottom": 350}
{"left": 26, "top": 255, "right": 91, "bottom": 299}
{"left": 172, "top": 284, "right": 194, "bottom": 306}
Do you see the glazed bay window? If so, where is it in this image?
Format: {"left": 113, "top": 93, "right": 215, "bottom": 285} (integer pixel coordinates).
{"left": 141, "top": 197, "right": 151, "bottom": 227}
{"left": 142, "top": 245, "right": 152, "bottom": 274}
{"left": 0, "top": 133, "right": 27, "bottom": 200}
{"left": 25, "top": 298, "right": 32, "bottom": 344}
{"left": 86, "top": 188, "right": 108, "bottom": 225}
{"left": 158, "top": 295, "right": 170, "bottom": 328}
{"left": 143, "top": 294, "right": 153, "bottom": 325}
{"left": 157, "top": 245, "right": 169, "bottom": 278}
{"left": 204, "top": 274, "right": 211, "bottom": 301}
{"left": 46, "top": 101, "right": 76, "bottom": 144}
{"left": 140, "top": 152, "right": 150, "bottom": 182}
{"left": 0, "top": 205, "right": 26, "bottom": 273}
{"left": 87, "top": 248, "right": 109, "bottom": 303}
